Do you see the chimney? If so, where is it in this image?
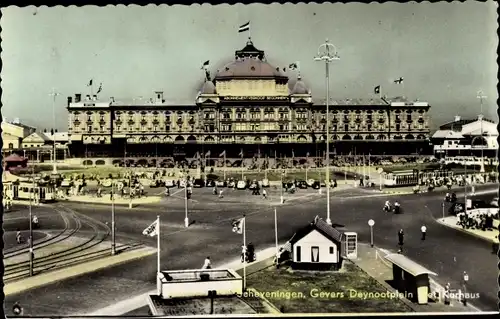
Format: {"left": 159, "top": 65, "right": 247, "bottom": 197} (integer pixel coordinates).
{"left": 92, "top": 95, "right": 97, "bottom": 101}
{"left": 155, "top": 91, "right": 164, "bottom": 104}
{"left": 86, "top": 95, "right": 91, "bottom": 101}
{"left": 67, "top": 96, "right": 72, "bottom": 107}
{"left": 454, "top": 115, "right": 461, "bottom": 122}
{"left": 75, "top": 94, "right": 82, "bottom": 103}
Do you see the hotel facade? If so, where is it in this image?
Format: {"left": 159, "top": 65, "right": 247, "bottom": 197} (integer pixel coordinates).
{"left": 66, "top": 39, "right": 432, "bottom": 162}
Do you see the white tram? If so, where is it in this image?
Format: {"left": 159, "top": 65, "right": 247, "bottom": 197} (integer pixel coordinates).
{"left": 4, "top": 181, "right": 56, "bottom": 202}
{"left": 382, "top": 169, "right": 454, "bottom": 187}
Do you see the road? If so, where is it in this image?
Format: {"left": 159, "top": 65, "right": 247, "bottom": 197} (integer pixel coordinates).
{"left": 4, "top": 184, "right": 498, "bottom": 315}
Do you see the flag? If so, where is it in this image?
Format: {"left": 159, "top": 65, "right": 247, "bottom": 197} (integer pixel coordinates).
{"left": 239, "top": 149, "right": 243, "bottom": 158}
{"left": 374, "top": 86, "right": 380, "bottom": 94}
{"left": 96, "top": 83, "right": 102, "bottom": 94}
{"left": 394, "top": 77, "right": 404, "bottom": 84}
{"left": 206, "top": 150, "right": 211, "bottom": 157}
{"left": 232, "top": 217, "right": 245, "bottom": 234}
{"left": 142, "top": 219, "right": 159, "bottom": 237}
{"left": 219, "top": 150, "right": 226, "bottom": 157}
{"left": 201, "top": 60, "right": 210, "bottom": 70}
{"left": 87, "top": 79, "right": 93, "bottom": 86}
{"left": 238, "top": 22, "right": 250, "bottom": 33}
{"left": 288, "top": 62, "right": 298, "bottom": 70}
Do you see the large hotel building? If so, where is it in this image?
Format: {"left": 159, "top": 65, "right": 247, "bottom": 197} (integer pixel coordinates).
{"left": 66, "top": 39, "right": 432, "bottom": 161}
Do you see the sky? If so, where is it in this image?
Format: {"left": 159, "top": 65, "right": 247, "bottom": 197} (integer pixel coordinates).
{"left": 1, "top": 2, "right": 498, "bottom": 131}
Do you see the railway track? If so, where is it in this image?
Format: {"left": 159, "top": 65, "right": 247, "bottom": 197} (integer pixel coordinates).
{"left": 4, "top": 204, "right": 143, "bottom": 282}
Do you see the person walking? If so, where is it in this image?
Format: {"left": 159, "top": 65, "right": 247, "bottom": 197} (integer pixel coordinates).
{"left": 421, "top": 225, "right": 427, "bottom": 240}
{"left": 398, "top": 229, "right": 404, "bottom": 252}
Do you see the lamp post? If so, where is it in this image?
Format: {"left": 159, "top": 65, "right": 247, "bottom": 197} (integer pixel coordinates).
{"left": 476, "top": 91, "right": 487, "bottom": 173}
{"left": 368, "top": 219, "right": 375, "bottom": 247}
{"left": 184, "top": 180, "right": 189, "bottom": 227}
{"left": 280, "top": 170, "right": 284, "bottom": 204}
{"left": 29, "top": 166, "right": 35, "bottom": 276}
{"left": 49, "top": 88, "right": 60, "bottom": 174}
{"left": 111, "top": 181, "right": 116, "bottom": 255}
{"left": 314, "top": 39, "right": 340, "bottom": 226}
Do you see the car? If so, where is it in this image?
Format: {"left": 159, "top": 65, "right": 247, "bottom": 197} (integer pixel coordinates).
{"left": 193, "top": 179, "right": 205, "bottom": 188}
{"left": 215, "top": 180, "right": 227, "bottom": 187}
{"left": 311, "top": 181, "right": 321, "bottom": 189}
{"left": 306, "top": 179, "right": 316, "bottom": 187}
{"left": 164, "top": 180, "right": 175, "bottom": 188}
{"left": 448, "top": 202, "right": 465, "bottom": 215}
{"left": 282, "top": 181, "right": 294, "bottom": 189}
{"left": 297, "top": 180, "right": 308, "bottom": 189}
{"left": 206, "top": 179, "right": 215, "bottom": 187}
{"left": 490, "top": 197, "right": 498, "bottom": 207}
{"left": 261, "top": 178, "right": 270, "bottom": 188}
{"left": 60, "top": 179, "right": 73, "bottom": 187}
{"left": 179, "top": 180, "right": 187, "bottom": 188}
{"left": 149, "top": 180, "right": 161, "bottom": 188}
{"left": 237, "top": 180, "right": 247, "bottom": 190}
{"left": 249, "top": 180, "right": 259, "bottom": 190}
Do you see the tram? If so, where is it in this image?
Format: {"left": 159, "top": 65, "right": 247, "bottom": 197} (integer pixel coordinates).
{"left": 3, "top": 180, "right": 56, "bottom": 202}
{"left": 382, "top": 169, "right": 454, "bottom": 187}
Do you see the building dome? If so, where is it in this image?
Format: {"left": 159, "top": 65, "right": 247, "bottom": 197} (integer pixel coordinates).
{"left": 200, "top": 80, "right": 217, "bottom": 94}
{"left": 214, "top": 39, "right": 287, "bottom": 80}
{"left": 290, "top": 76, "right": 309, "bottom": 94}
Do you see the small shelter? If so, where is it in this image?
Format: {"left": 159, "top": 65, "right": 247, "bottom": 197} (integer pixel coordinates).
{"left": 280, "top": 216, "right": 344, "bottom": 270}
{"left": 4, "top": 154, "right": 27, "bottom": 170}
{"left": 385, "top": 253, "right": 438, "bottom": 305}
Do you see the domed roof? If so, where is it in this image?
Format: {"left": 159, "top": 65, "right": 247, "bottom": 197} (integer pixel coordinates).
{"left": 214, "top": 38, "right": 287, "bottom": 80}
{"left": 291, "top": 77, "right": 309, "bottom": 94}
{"left": 200, "top": 80, "right": 217, "bottom": 94}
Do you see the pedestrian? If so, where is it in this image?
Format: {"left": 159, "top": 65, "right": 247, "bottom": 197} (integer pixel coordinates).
{"left": 421, "top": 225, "right": 427, "bottom": 240}
{"left": 203, "top": 256, "right": 211, "bottom": 269}
{"left": 444, "top": 283, "right": 451, "bottom": 305}
{"left": 219, "top": 190, "right": 223, "bottom": 198}
{"left": 262, "top": 189, "right": 267, "bottom": 199}
{"left": 398, "top": 229, "right": 404, "bottom": 251}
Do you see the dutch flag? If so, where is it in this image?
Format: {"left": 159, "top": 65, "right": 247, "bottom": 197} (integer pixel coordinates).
{"left": 238, "top": 22, "right": 250, "bottom": 33}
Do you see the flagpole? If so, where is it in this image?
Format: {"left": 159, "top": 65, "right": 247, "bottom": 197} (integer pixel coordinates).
{"left": 241, "top": 150, "right": 244, "bottom": 181}
{"left": 368, "top": 153, "right": 371, "bottom": 182}
{"left": 243, "top": 216, "right": 247, "bottom": 291}
{"left": 223, "top": 151, "right": 226, "bottom": 180}
{"left": 265, "top": 155, "right": 268, "bottom": 179}
{"left": 274, "top": 208, "right": 278, "bottom": 263}
{"left": 157, "top": 215, "right": 161, "bottom": 275}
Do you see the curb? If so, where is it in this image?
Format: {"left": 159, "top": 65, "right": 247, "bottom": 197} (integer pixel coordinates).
{"left": 436, "top": 218, "right": 497, "bottom": 244}
{"left": 59, "top": 196, "right": 162, "bottom": 206}
{"left": 4, "top": 247, "right": 157, "bottom": 296}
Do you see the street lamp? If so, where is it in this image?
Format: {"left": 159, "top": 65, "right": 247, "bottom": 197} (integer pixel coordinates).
{"left": 184, "top": 179, "right": 189, "bottom": 227}
{"left": 49, "top": 88, "right": 60, "bottom": 174}
{"left": 476, "top": 91, "right": 487, "bottom": 173}
{"left": 280, "top": 170, "right": 285, "bottom": 204}
{"left": 111, "top": 181, "right": 116, "bottom": 255}
{"left": 368, "top": 219, "right": 375, "bottom": 247}
{"left": 314, "top": 39, "right": 340, "bottom": 226}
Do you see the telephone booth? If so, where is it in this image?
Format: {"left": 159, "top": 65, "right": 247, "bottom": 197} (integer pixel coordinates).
{"left": 342, "top": 232, "right": 358, "bottom": 259}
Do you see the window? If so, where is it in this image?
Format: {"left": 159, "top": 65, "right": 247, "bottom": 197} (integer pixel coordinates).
{"left": 329, "top": 247, "right": 334, "bottom": 254}
{"left": 8, "top": 143, "right": 13, "bottom": 149}
{"left": 407, "top": 113, "right": 412, "bottom": 121}
{"left": 367, "top": 113, "right": 372, "bottom": 121}
{"left": 396, "top": 124, "right": 400, "bottom": 131}
{"left": 367, "top": 124, "right": 372, "bottom": 131}
{"left": 116, "top": 125, "right": 121, "bottom": 131}
{"left": 153, "top": 125, "right": 158, "bottom": 131}
{"left": 87, "top": 114, "right": 92, "bottom": 122}
{"left": 237, "top": 112, "right": 243, "bottom": 119}
{"left": 296, "top": 246, "right": 301, "bottom": 262}
{"left": 165, "top": 125, "right": 170, "bottom": 131}
{"left": 87, "top": 125, "right": 92, "bottom": 133}
{"left": 344, "top": 124, "right": 349, "bottom": 131}
{"left": 74, "top": 114, "right": 80, "bottom": 122}
{"left": 100, "top": 114, "right": 105, "bottom": 121}
{"left": 100, "top": 125, "right": 104, "bottom": 131}
{"left": 223, "top": 113, "right": 230, "bottom": 119}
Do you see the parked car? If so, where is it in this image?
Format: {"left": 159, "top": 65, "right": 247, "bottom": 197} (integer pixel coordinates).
{"left": 237, "top": 180, "right": 247, "bottom": 190}
{"left": 297, "top": 180, "right": 308, "bottom": 189}
{"left": 193, "top": 179, "right": 205, "bottom": 188}
{"left": 248, "top": 180, "right": 259, "bottom": 190}
{"left": 282, "top": 181, "right": 295, "bottom": 189}
{"left": 206, "top": 179, "right": 215, "bottom": 188}
{"left": 215, "top": 180, "right": 227, "bottom": 187}
{"left": 149, "top": 180, "right": 162, "bottom": 188}
{"left": 449, "top": 202, "right": 465, "bottom": 215}
{"left": 261, "top": 178, "right": 270, "bottom": 188}
{"left": 179, "top": 180, "right": 187, "bottom": 188}
{"left": 311, "top": 181, "right": 321, "bottom": 189}
{"left": 164, "top": 180, "right": 175, "bottom": 188}
{"left": 306, "top": 179, "right": 316, "bottom": 187}
{"left": 490, "top": 197, "right": 498, "bottom": 207}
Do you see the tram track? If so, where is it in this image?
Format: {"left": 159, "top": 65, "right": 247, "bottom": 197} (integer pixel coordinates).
{"left": 4, "top": 204, "right": 143, "bottom": 282}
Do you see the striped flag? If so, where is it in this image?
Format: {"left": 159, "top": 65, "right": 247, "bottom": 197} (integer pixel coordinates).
{"left": 142, "top": 218, "right": 159, "bottom": 237}
{"left": 96, "top": 83, "right": 103, "bottom": 94}
{"left": 238, "top": 22, "right": 250, "bottom": 33}
{"left": 288, "top": 62, "right": 299, "bottom": 70}
{"left": 87, "top": 79, "right": 93, "bottom": 86}
{"left": 232, "top": 217, "right": 245, "bottom": 234}
{"left": 219, "top": 150, "right": 226, "bottom": 157}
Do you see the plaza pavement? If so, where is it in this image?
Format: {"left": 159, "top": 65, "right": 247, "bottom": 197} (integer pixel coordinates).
{"left": 4, "top": 184, "right": 498, "bottom": 315}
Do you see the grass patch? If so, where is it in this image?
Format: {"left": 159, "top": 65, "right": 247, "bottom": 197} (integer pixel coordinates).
{"left": 246, "top": 263, "right": 413, "bottom": 313}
